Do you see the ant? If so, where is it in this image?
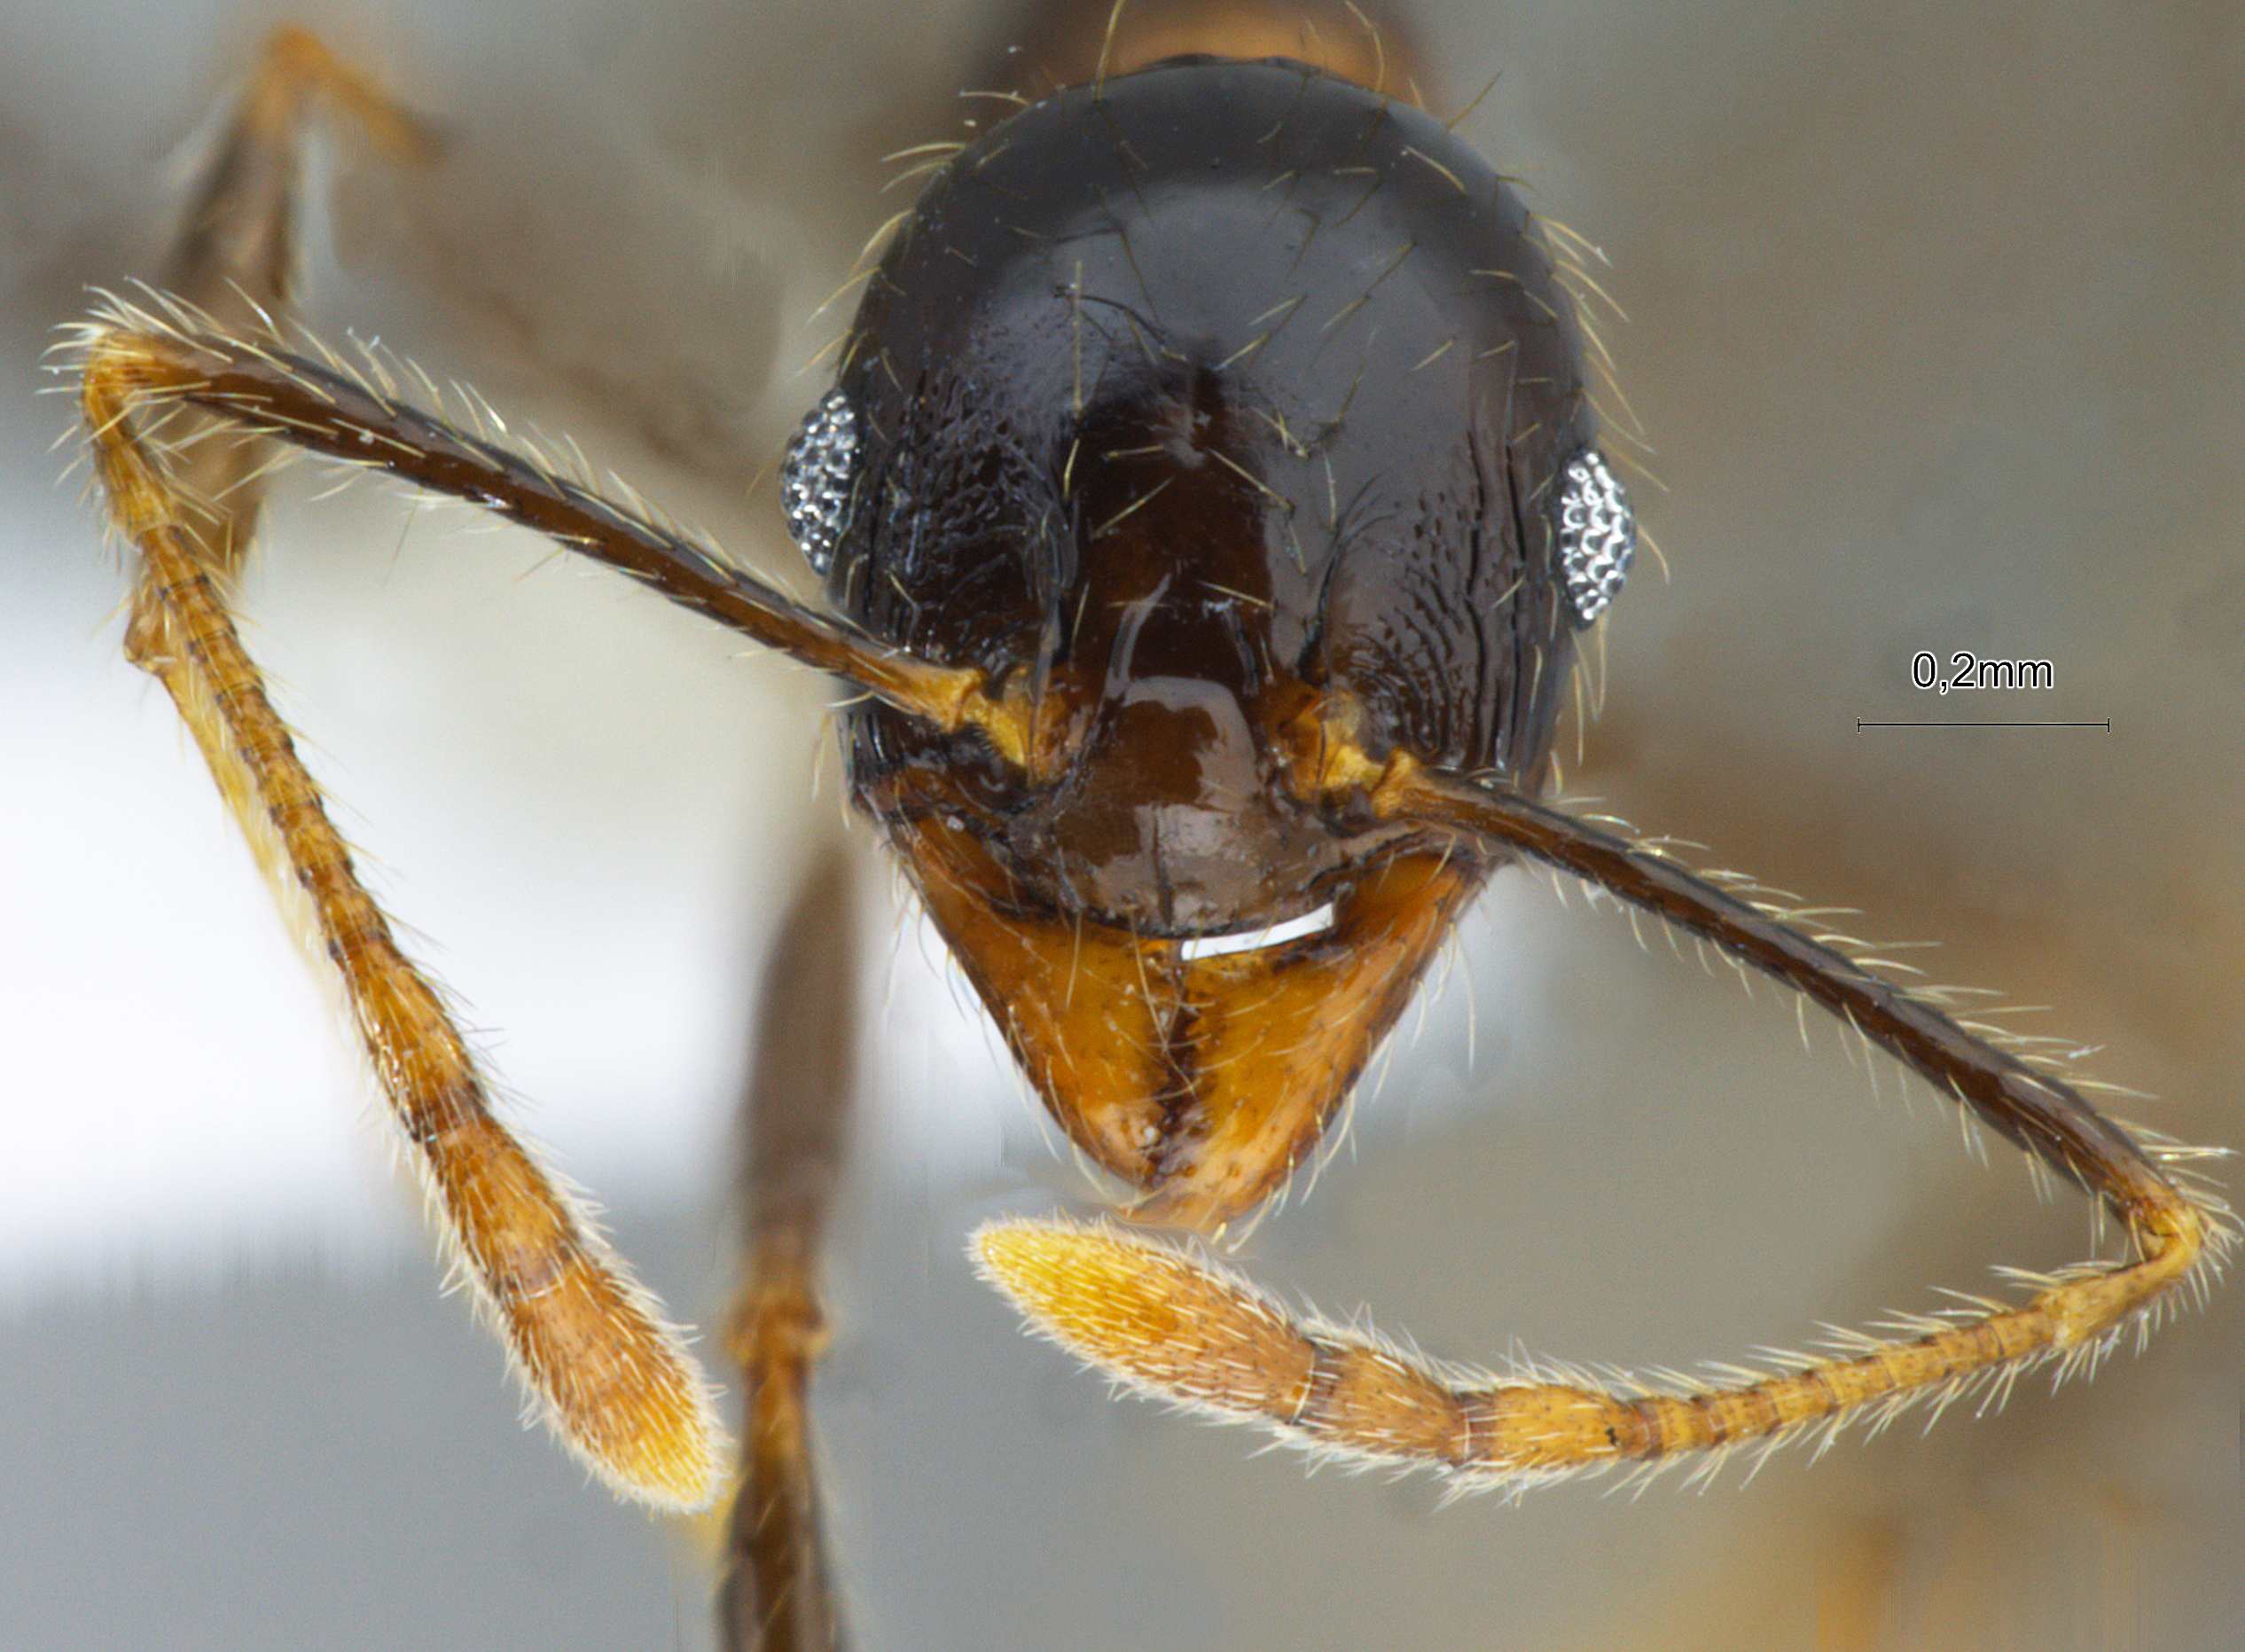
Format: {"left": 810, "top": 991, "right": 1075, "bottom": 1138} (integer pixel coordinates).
{"left": 54, "top": 6, "right": 2233, "bottom": 1646}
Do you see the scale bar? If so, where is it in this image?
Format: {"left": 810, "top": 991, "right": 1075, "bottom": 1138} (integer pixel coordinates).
{"left": 1857, "top": 719, "right": 2109, "bottom": 730}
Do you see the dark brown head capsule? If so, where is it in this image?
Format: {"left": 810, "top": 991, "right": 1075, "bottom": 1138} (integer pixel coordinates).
{"left": 818, "top": 57, "right": 1603, "bottom": 1223}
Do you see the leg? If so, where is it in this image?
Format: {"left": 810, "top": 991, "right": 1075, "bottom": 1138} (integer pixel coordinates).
{"left": 168, "top": 25, "right": 440, "bottom": 320}
{"left": 79, "top": 28, "right": 729, "bottom": 1508}
{"left": 975, "top": 756, "right": 2233, "bottom": 1490}
{"left": 718, "top": 846, "right": 857, "bottom": 1651}
{"left": 67, "top": 26, "right": 1052, "bottom": 1507}
{"left": 74, "top": 29, "right": 1024, "bottom": 758}
{"left": 158, "top": 25, "right": 440, "bottom": 581}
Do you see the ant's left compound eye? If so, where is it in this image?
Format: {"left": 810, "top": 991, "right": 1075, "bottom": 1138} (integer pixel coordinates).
{"left": 1554, "top": 449, "right": 1634, "bottom": 627}
{"left": 780, "top": 388, "right": 859, "bottom": 576}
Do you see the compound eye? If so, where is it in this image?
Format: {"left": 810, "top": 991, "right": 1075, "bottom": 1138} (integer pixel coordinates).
{"left": 780, "top": 388, "right": 859, "bottom": 576}
{"left": 1554, "top": 449, "right": 1635, "bottom": 627}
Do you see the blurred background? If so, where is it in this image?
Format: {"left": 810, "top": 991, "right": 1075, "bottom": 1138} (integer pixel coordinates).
{"left": 2, "top": 0, "right": 2239, "bottom": 1646}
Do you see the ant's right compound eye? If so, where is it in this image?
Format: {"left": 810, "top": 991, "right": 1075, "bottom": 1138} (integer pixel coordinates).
{"left": 780, "top": 388, "right": 858, "bottom": 576}
{"left": 1554, "top": 449, "right": 1635, "bottom": 628}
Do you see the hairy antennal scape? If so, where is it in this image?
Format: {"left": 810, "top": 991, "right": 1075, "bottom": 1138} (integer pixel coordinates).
{"left": 55, "top": 21, "right": 2234, "bottom": 1624}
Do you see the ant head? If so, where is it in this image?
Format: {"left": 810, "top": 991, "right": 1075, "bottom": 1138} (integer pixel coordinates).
{"left": 797, "top": 59, "right": 1617, "bottom": 1223}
